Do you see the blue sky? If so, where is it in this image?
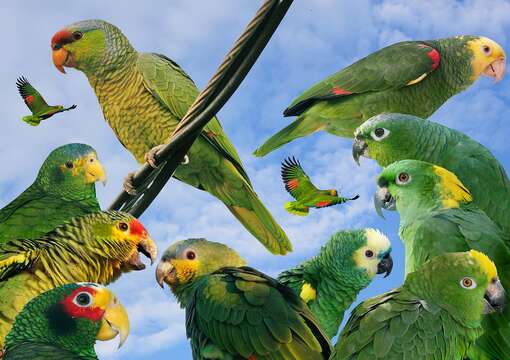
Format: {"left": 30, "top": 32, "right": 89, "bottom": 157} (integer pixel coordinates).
{"left": 1, "top": 0, "right": 509, "bottom": 358}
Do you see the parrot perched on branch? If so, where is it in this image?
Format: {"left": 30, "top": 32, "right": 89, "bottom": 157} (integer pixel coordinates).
{"left": 278, "top": 228, "right": 393, "bottom": 338}
{"left": 16, "top": 76, "right": 76, "bottom": 126}
{"left": 3, "top": 283, "right": 129, "bottom": 360}
{"left": 375, "top": 160, "right": 510, "bottom": 359}
{"left": 0, "top": 143, "right": 106, "bottom": 243}
{"left": 280, "top": 157, "right": 359, "bottom": 216}
{"left": 254, "top": 36, "right": 506, "bottom": 157}
{"left": 335, "top": 250, "right": 506, "bottom": 360}
{"left": 0, "top": 210, "right": 156, "bottom": 349}
{"left": 156, "top": 238, "right": 333, "bottom": 359}
{"left": 50, "top": 19, "right": 291, "bottom": 255}
{"left": 353, "top": 113, "right": 510, "bottom": 238}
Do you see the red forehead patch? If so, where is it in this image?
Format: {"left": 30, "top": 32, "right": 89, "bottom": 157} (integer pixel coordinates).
{"left": 61, "top": 286, "right": 104, "bottom": 322}
{"left": 129, "top": 219, "right": 147, "bottom": 237}
{"left": 51, "top": 29, "right": 72, "bottom": 46}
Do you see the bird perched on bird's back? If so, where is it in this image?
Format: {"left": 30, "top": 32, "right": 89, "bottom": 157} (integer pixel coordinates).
{"left": 281, "top": 157, "right": 358, "bottom": 216}
{"left": 156, "top": 238, "right": 333, "bottom": 359}
{"left": 335, "top": 250, "right": 506, "bottom": 360}
{"left": 353, "top": 113, "right": 510, "bottom": 238}
{"left": 16, "top": 76, "right": 76, "bottom": 126}
{"left": 50, "top": 19, "right": 291, "bottom": 255}
{"left": 3, "top": 283, "right": 129, "bottom": 360}
{"left": 254, "top": 35, "right": 506, "bottom": 156}
{"left": 0, "top": 143, "right": 106, "bottom": 243}
{"left": 0, "top": 210, "right": 156, "bottom": 349}
{"left": 278, "top": 228, "right": 393, "bottom": 338}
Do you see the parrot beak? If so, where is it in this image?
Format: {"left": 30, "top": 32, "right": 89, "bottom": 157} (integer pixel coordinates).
{"left": 483, "top": 57, "right": 506, "bottom": 82}
{"left": 483, "top": 278, "right": 507, "bottom": 314}
{"left": 51, "top": 29, "right": 75, "bottom": 74}
{"left": 52, "top": 48, "right": 69, "bottom": 74}
{"left": 95, "top": 289, "right": 130, "bottom": 349}
{"left": 373, "top": 184, "right": 396, "bottom": 218}
{"left": 352, "top": 136, "right": 368, "bottom": 166}
{"left": 127, "top": 234, "right": 157, "bottom": 270}
{"left": 377, "top": 253, "right": 393, "bottom": 278}
{"left": 156, "top": 260, "right": 176, "bottom": 288}
{"left": 84, "top": 158, "right": 107, "bottom": 185}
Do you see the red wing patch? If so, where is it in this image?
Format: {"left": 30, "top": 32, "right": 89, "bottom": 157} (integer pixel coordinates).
{"left": 204, "top": 130, "right": 216, "bottom": 139}
{"left": 427, "top": 49, "right": 440, "bottom": 70}
{"left": 332, "top": 87, "right": 352, "bottom": 96}
{"left": 25, "top": 95, "right": 34, "bottom": 104}
{"left": 315, "top": 200, "right": 331, "bottom": 208}
{"left": 287, "top": 179, "right": 299, "bottom": 189}
{"left": 247, "top": 356, "right": 257, "bottom": 360}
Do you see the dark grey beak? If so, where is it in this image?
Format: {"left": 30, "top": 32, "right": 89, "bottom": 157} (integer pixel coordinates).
{"left": 373, "top": 185, "right": 396, "bottom": 218}
{"left": 377, "top": 253, "right": 393, "bottom": 278}
{"left": 483, "top": 279, "right": 507, "bottom": 314}
{"left": 352, "top": 136, "right": 368, "bottom": 166}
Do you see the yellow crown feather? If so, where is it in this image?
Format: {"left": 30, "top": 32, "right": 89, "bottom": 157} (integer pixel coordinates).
{"left": 469, "top": 249, "right": 497, "bottom": 281}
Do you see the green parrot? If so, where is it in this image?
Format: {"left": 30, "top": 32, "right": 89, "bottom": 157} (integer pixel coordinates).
{"left": 3, "top": 283, "right": 129, "bottom": 360}
{"left": 253, "top": 36, "right": 506, "bottom": 157}
{"left": 281, "top": 157, "right": 359, "bottom": 216}
{"left": 278, "top": 228, "right": 393, "bottom": 338}
{"left": 375, "top": 160, "right": 510, "bottom": 359}
{"left": 0, "top": 143, "right": 106, "bottom": 243}
{"left": 0, "top": 210, "right": 156, "bottom": 349}
{"left": 50, "top": 20, "right": 291, "bottom": 256}
{"left": 353, "top": 113, "right": 510, "bottom": 238}
{"left": 334, "top": 250, "right": 506, "bottom": 360}
{"left": 16, "top": 76, "right": 76, "bottom": 126}
{"left": 156, "top": 238, "right": 333, "bottom": 359}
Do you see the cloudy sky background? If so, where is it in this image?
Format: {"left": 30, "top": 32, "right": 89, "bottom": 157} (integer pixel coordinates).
{"left": 1, "top": 0, "right": 509, "bottom": 358}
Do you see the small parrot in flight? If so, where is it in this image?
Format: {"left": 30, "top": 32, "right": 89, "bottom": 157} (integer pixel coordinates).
{"left": 278, "top": 228, "right": 393, "bottom": 338}
{"left": 156, "top": 238, "right": 333, "bottom": 359}
{"left": 253, "top": 36, "right": 506, "bottom": 157}
{"left": 375, "top": 160, "right": 510, "bottom": 359}
{"left": 0, "top": 143, "right": 106, "bottom": 243}
{"left": 281, "top": 157, "right": 359, "bottom": 216}
{"left": 334, "top": 250, "right": 506, "bottom": 360}
{"left": 353, "top": 113, "right": 510, "bottom": 238}
{"left": 16, "top": 76, "right": 76, "bottom": 126}
{"left": 3, "top": 283, "right": 129, "bottom": 360}
{"left": 0, "top": 210, "right": 156, "bottom": 349}
{"left": 50, "top": 19, "right": 291, "bottom": 255}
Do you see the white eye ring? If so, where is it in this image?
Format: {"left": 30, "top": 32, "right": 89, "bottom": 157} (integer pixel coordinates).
{"left": 460, "top": 277, "right": 477, "bottom": 289}
{"left": 395, "top": 172, "right": 411, "bottom": 185}
{"left": 370, "top": 128, "right": 390, "bottom": 141}
{"left": 481, "top": 44, "right": 492, "bottom": 56}
{"left": 73, "top": 291, "right": 93, "bottom": 307}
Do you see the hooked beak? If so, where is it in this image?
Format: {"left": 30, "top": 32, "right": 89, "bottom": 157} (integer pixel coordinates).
{"left": 156, "top": 260, "right": 176, "bottom": 288}
{"left": 95, "top": 289, "right": 130, "bottom": 348}
{"left": 377, "top": 253, "right": 393, "bottom": 278}
{"left": 483, "top": 278, "right": 507, "bottom": 314}
{"left": 127, "top": 234, "right": 157, "bottom": 270}
{"left": 52, "top": 48, "right": 69, "bottom": 74}
{"left": 352, "top": 136, "right": 368, "bottom": 166}
{"left": 84, "top": 158, "right": 107, "bottom": 185}
{"left": 373, "top": 185, "right": 396, "bottom": 218}
{"left": 483, "top": 57, "right": 506, "bottom": 82}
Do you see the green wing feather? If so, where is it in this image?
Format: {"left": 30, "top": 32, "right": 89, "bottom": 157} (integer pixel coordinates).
{"left": 0, "top": 239, "right": 42, "bottom": 281}
{"left": 285, "top": 41, "right": 439, "bottom": 116}
{"left": 281, "top": 157, "right": 319, "bottom": 200}
{"left": 187, "top": 266, "right": 332, "bottom": 359}
{"left": 16, "top": 77, "right": 49, "bottom": 114}
{"left": 4, "top": 343, "right": 85, "bottom": 360}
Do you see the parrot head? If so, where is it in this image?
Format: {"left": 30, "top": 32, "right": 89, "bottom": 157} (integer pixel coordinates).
{"left": 352, "top": 228, "right": 393, "bottom": 279}
{"left": 156, "top": 238, "right": 246, "bottom": 292}
{"left": 51, "top": 19, "right": 133, "bottom": 75}
{"left": 37, "top": 143, "right": 107, "bottom": 197}
{"left": 405, "top": 250, "right": 506, "bottom": 325}
{"left": 374, "top": 160, "right": 472, "bottom": 218}
{"left": 5, "top": 283, "right": 129, "bottom": 355}
{"left": 464, "top": 36, "right": 506, "bottom": 82}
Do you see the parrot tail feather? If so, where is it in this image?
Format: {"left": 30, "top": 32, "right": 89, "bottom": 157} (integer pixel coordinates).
{"left": 284, "top": 202, "right": 309, "bottom": 216}
{"left": 21, "top": 115, "right": 41, "bottom": 126}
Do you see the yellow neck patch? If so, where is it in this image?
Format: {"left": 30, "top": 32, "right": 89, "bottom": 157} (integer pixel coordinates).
{"left": 469, "top": 250, "right": 497, "bottom": 281}
{"left": 172, "top": 259, "right": 199, "bottom": 284}
{"left": 300, "top": 283, "right": 317, "bottom": 303}
{"left": 432, "top": 165, "right": 472, "bottom": 208}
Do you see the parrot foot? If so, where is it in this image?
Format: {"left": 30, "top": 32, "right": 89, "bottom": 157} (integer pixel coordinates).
{"left": 144, "top": 145, "right": 165, "bottom": 168}
{"left": 123, "top": 172, "right": 138, "bottom": 195}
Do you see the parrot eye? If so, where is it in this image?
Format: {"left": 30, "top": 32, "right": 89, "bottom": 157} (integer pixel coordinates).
{"left": 396, "top": 172, "right": 411, "bottom": 185}
{"left": 370, "top": 128, "right": 390, "bottom": 141}
{"left": 72, "top": 31, "right": 83, "bottom": 41}
{"left": 65, "top": 161, "right": 74, "bottom": 169}
{"left": 118, "top": 222, "right": 129, "bottom": 232}
{"left": 460, "top": 277, "right": 477, "bottom": 289}
{"left": 89, "top": 158, "right": 95, "bottom": 163}
{"left": 74, "top": 292, "right": 93, "bottom": 307}
{"left": 481, "top": 45, "right": 492, "bottom": 56}
{"left": 186, "top": 251, "right": 196, "bottom": 260}
{"left": 365, "top": 250, "right": 374, "bottom": 258}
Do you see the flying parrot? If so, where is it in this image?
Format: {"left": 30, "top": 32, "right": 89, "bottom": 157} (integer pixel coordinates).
{"left": 156, "top": 238, "right": 333, "bottom": 359}
{"left": 352, "top": 113, "right": 510, "bottom": 238}
{"left": 253, "top": 36, "right": 506, "bottom": 157}
{"left": 50, "top": 20, "right": 291, "bottom": 256}
{"left": 281, "top": 157, "right": 359, "bottom": 216}
{"left": 3, "top": 283, "right": 129, "bottom": 360}
{"left": 334, "top": 250, "right": 506, "bottom": 360}
{"left": 278, "top": 228, "right": 393, "bottom": 338}
{"left": 0, "top": 210, "right": 156, "bottom": 349}
{"left": 16, "top": 76, "right": 76, "bottom": 126}
{"left": 375, "top": 160, "right": 510, "bottom": 359}
{"left": 0, "top": 143, "right": 106, "bottom": 243}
